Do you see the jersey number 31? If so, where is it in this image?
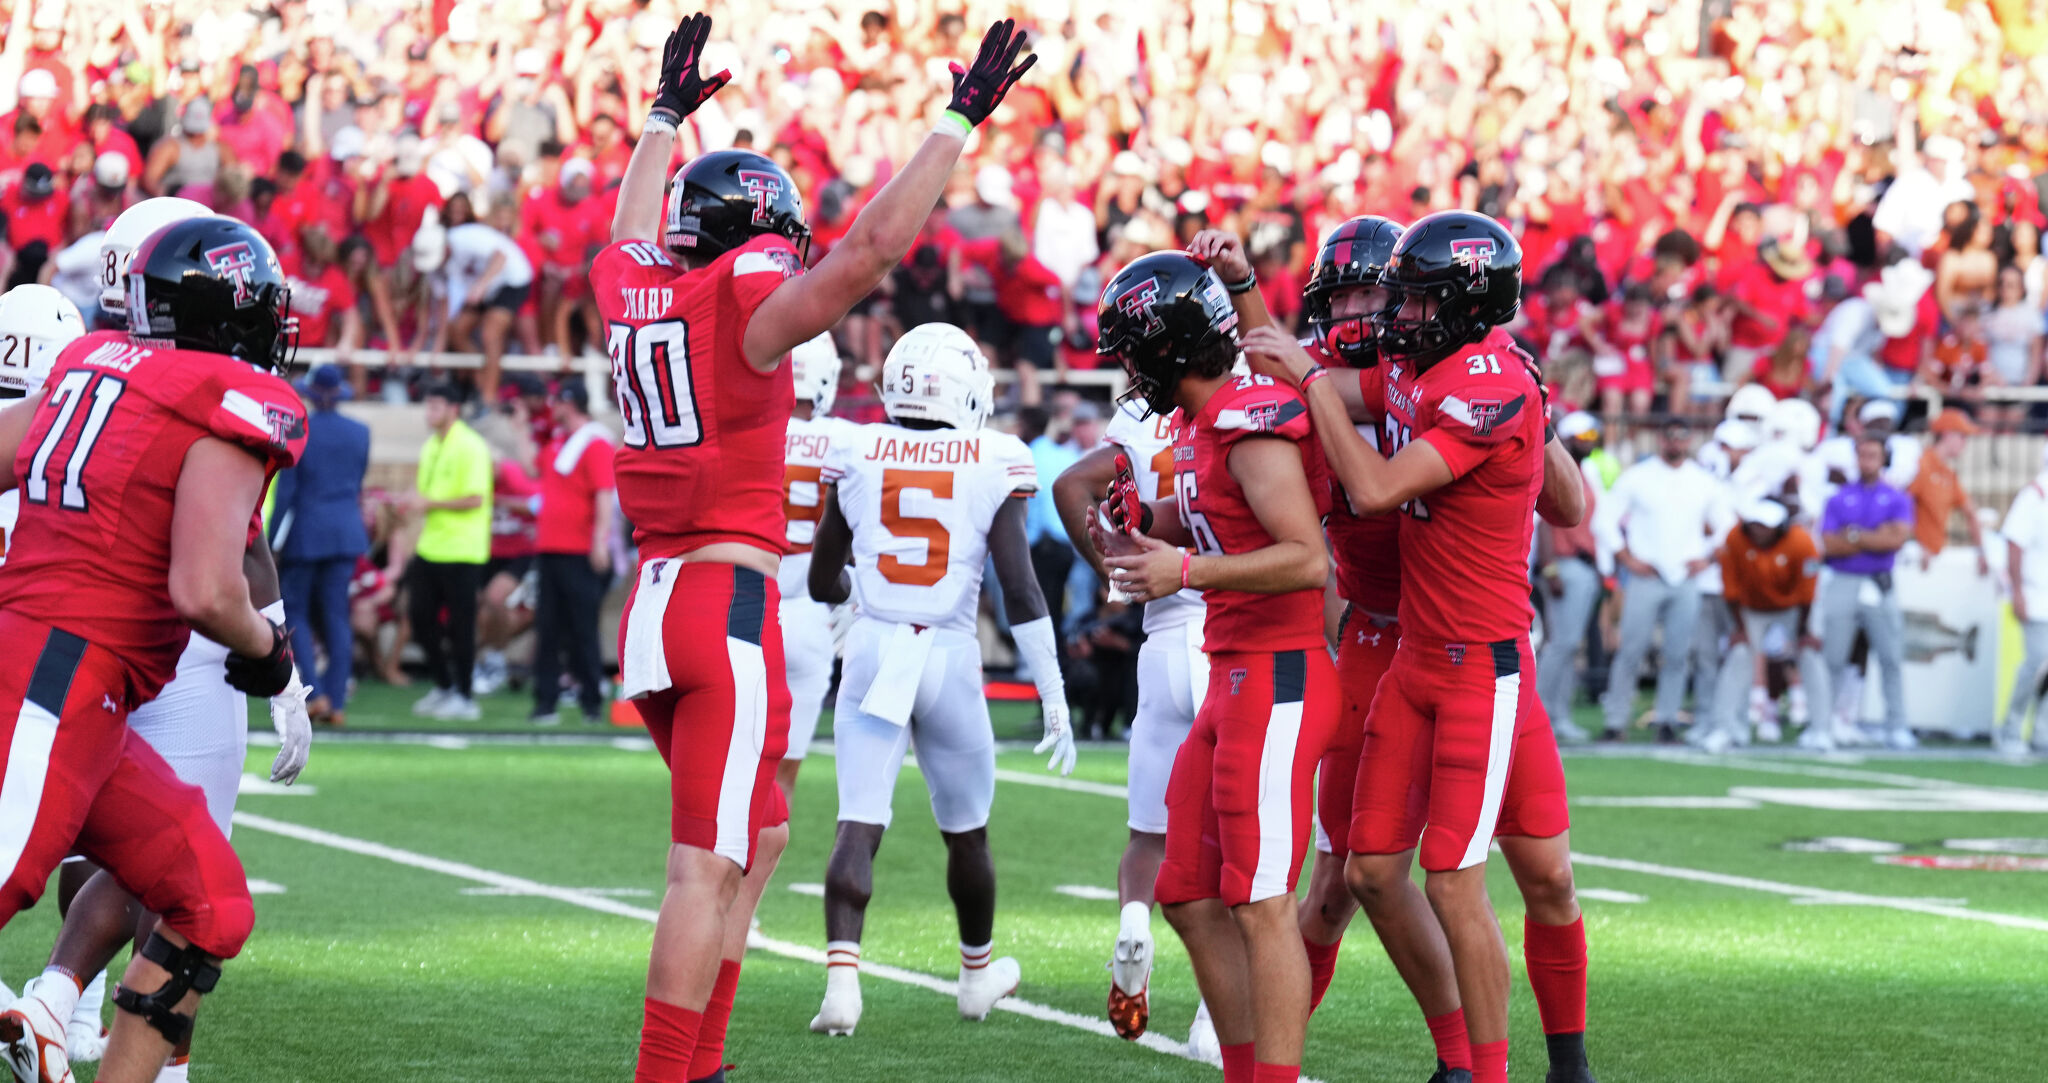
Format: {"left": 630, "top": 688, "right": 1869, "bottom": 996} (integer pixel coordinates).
{"left": 607, "top": 319, "right": 700, "bottom": 449}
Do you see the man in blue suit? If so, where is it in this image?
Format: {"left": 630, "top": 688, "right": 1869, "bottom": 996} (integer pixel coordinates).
{"left": 272, "top": 363, "right": 372, "bottom": 725}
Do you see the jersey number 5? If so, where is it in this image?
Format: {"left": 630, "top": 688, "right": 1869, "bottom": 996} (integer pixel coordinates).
{"left": 878, "top": 468, "right": 952, "bottom": 587}
{"left": 607, "top": 319, "right": 700, "bottom": 449}
{"left": 26, "top": 369, "right": 126, "bottom": 512}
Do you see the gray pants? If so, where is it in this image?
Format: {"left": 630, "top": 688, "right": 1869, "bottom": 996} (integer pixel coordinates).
{"left": 1691, "top": 595, "right": 1735, "bottom": 727}
{"left": 1820, "top": 572, "right": 1908, "bottom": 735}
{"left": 2000, "top": 619, "right": 2048, "bottom": 746}
{"left": 1602, "top": 572, "right": 1701, "bottom": 733}
{"left": 1711, "top": 608, "right": 1832, "bottom": 737}
{"left": 1538, "top": 558, "right": 1602, "bottom": 730}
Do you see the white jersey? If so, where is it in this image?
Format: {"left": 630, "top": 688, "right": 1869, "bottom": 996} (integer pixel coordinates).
{"left": 0, "top": 489, "right": 16, "bottom": 566}
{"left": 778, "top": 414, "right": 861, "bottom": 599}
{"left": 1103, "top": 400, "right": 1204, "bottom": 634}
{"left": 822, "top": 423, "right": 1038, "bottom": 635}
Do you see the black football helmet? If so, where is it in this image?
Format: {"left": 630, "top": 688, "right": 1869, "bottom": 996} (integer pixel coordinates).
{"left": 1372, "top": 210, "right": 1521, "bottom": 370}
{"left": 1304, "top": 215, "right": 1402, "bottom": 367}
{"left": 664, "top": 149, "right": 811, "bottom": 261}
{"left": 1097, "top": 252, "right": 1240, "bottom": 418}
{"left": 125, "top": 216, "right": 295, "bottom": 371}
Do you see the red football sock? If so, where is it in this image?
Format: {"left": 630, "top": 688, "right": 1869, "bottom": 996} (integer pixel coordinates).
{"left": 1251, "top": 1062, "right": 1300, "bottom": 1083}
{"left": 1471, "top": 1038, "right": 1509, "bottom": 1083}
{"left": 687, "top": 960, "right": 742, "bottom": 1079}
{"left": 1523, "top": 915, "right": 1588, "bottom": 1035}
{"left": 1220, "top": 1041, "right": 1256, "bottom": 1083}
{"left": 1425, "top": 1008, "right": 1472, "bottom": 1071}
{"left": 635, "top": 998, "right": 704, "bottom": 1083}
{"left": 1303, "top": 936, "right": 1341, "bottom": 1010}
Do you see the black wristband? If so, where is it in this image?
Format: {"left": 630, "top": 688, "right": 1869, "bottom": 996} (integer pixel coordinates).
{"left": 1223, "top": 272, "right": 1258, "bottom": 295}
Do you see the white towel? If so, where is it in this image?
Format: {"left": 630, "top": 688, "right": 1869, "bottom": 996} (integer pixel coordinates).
{"left": 619, "top": 559, "right": 679, "bottom": 699}
{"left": 553, "top": 420, "right": 612, "bottom": 476}
{"left": 858, "top": 621, "right": 936, "bottom": 727}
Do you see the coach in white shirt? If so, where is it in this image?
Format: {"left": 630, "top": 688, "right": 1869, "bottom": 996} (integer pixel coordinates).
{"left": 1594, "top": 419, "right": 1736, "bottom": 739}
{"left": 1999, "top": 448, "right": 2048, "bottom": 755}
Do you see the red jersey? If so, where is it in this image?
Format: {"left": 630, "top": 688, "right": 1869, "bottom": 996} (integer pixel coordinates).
{"left": 592, "top": 234, "right": 801, "bottom": 557}
{"left": 0, "top": 188, "right": 65, "bottom": 251}
{"left": 1725, "top": 259, "right": 1809, "bottom": 350}
{"left": 490, "top": 460, "right": 540, "bottom": 560}
{"left": 0, "top": 332, "right": 306, "bottom": 702}
{"left": 537, "top": 427, "right": 617, "bottom": 554}
{"left": 522, "top": 187, "right": 603, "bottom": 270}
{"left": 1174, "top": 373, "right": 1332, "bottom": 653}
{"left": 1327, "top": 356, "right": 1400, "bottom": 616}
{"left": 1380, "top": 328, "right": 1543, "bottom": 643}
{"left": 363, "top": 173, "right": 442, "bottom": 267}
{"left": 281, "top": 255, "right": 356, "bottom": 347}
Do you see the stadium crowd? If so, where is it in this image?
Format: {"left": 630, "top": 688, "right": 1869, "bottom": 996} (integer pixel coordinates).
{"left": 5, "top": 0, "right": 2039, "bottom": 748}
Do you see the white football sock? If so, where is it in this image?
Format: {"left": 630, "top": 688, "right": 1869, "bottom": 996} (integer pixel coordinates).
{"left": 154, "top": 1057, "right": 189, "bottom": 1083}
{"left": 71, "top": 969, "right": 105, "bottom": 1033}
{"left": 34, "top": 967, "right": 82, "bottom": 1026}
{"left": 824, "top": 941, "right": 860, "bottom": 996}
{"left": 960, "top": 941, "right": 993, "bottom": 972}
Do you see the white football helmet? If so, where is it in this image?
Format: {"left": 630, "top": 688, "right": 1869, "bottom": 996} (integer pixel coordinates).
{"left": 1724, "top": 383, "right": 1777, "bottom": 429}
{"left": 1766, "top": 397, "right": 1822, "bottom": 452}
{"left": 99, "top": 197, "right": 214, "bottom": 315}
{"left": 880, "top": 323, "right": 995, "bottom": 432}
{"left": 0, "top": 284, "right": 85, "bottom": 399}
{"left": 790, "top": 333, "right": 842, "bottom": 415}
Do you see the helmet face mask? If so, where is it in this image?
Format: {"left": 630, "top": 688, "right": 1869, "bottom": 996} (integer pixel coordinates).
{"left": 1370, "top": 211, "right": 1521, "bottom": 370}
{"left": 880, "top": 323, "right": 994, "bottom": 432}
{"left": 665, "top": 150, "right": 812, "bottom": 263}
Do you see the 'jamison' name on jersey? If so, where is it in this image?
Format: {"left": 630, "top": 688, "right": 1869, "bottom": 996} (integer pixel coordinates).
{"left": 863, "top": 435, "right": 983, "bottom": 465}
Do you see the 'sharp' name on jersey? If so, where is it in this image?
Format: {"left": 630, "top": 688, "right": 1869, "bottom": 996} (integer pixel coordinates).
{"left": 619, "top": 287, "right": 677, "bottom": 321}
{"left": 864, "top": 435, "right": 983, "bottom": 465}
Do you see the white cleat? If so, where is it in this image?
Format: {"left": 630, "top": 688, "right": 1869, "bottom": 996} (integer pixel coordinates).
{"left": 1797, "top": 724, "right": 1835, "bottom": 752}
{"left": 1107, "top": 906, "right": 1154, "bottom": 1039}
{"left": 956, "top": 956, "right": 1020, "bottom": 1021}
{"left": 1697, "top": 728, "right": 1733, "bottom": 755}
{"left": 0, "top": 980, "right": 75, "bottom": 1083}
{"left": 810, "top": 969, "right": 861, "bottom": 1037}
{"left": 64, "top": 974, "right": 103, "bottom": 1066}
{"left": 1754, "top": 718, "right": 1782, "bottom": 744}
{"left": 1187, "top": 999, "right": 1222, "bottom": 1066}
{"left": 411, "top": 689, "right": 452, "bottom": 716}
{"left": 1886, "top": 728, "right": 1920, "bottom": 752}
{"left": 434, "top": 694, "right": 482, "bottom": 722}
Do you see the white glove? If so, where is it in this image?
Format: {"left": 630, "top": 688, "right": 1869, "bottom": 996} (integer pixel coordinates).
{"left": 1034, "top": 696, "right": 1076, "bottom": 777}
{"left": 268, "top": 667, "right": 313, "bottom": 785}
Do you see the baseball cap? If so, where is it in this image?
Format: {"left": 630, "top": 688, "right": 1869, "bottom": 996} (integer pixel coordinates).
{"left": 512, "top": 49, "right": 547, "bottom": 78}
{"left": 20, "top": 163, "right": 54, "bottom": 199}
{"left": 1858, "top": 398, "right": 1902, "bottom": 426}
{"left": 974, "top": 166, "right": 1014, "bottom": 208}
{"left": 91, "top": 151, "right": 128, "bottom": 188}
{"left": 302, "top": 363, "right": 353, "bottom": 402}
{"left": 1928, "top": 410, "right": 1980, "bottom": 436}
{"left": 180, "top": 98, "right": 213, "bottom": 135}
{"left": 1739, "top": 498, "right": 1789, "bottom": 529}
{"left": 1714, "top": 418, "right": 1759, "bottom": 452}
{"left": 559, "top": 157, "right": 594, "bottom": 189}
{"left": 17, "top": 69, "right": 57, "bottom": 101}
{"left": 329, "top": 126, "right": 367, "bottom": 162}
{"left": 1557, "top": 411, "right": 1600, "bottom": 443}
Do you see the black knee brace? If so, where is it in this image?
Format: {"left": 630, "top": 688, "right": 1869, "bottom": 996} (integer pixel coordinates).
{"left": 110, "top": 931, "right": 221, "bottom": 1044}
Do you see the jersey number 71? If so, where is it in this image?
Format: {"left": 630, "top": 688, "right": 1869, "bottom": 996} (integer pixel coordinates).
{"left": 607, "top": 319, "right": 700, "bottom": 449}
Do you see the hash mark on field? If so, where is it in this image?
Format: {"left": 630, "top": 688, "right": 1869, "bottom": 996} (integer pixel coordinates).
{"left": 786, "top": 882, "right": 826, "bottom": 897}
{"left": 1054, "top": 885, "right": 1120, "bottom": 901}
{"left": 459, "top": 886, "right": 654, "bottom": 898}
{"left": 1576, "top": 888, "right": 1647, "bottom": 904}
{"left": 231, "top": 812, "right": 1321, "bottom": 1081}
{"left": 979, "top": 768, "right": 2048, "bottom": 934}
{"left": 1575, "top": 795, "right": 1760, "bottom": 808}
{"left": 248, "top": 879, "right": 287, "bottom": 895}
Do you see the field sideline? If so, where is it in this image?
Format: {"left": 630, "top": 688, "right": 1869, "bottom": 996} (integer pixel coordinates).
{"left": 4, "top": 688, "right": 2045, "bottom": 1082}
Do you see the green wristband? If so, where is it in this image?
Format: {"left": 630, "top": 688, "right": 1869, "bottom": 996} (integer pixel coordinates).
{"left": 934, "top": 109, "right": 973, "bottom": 139}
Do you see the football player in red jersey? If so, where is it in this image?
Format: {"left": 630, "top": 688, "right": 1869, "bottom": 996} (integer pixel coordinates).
{"left": 595, "top": 14, "right": 1035, "bottom": 1083}
{"left": 0, "top": 215, "right": 307, "bottom": 1083}
{"left": 1244, "top": 211, "right": 1597, "bottom": 1083}
{"left": 1096, "top": 251, "right": 1337, "bottom": 1083}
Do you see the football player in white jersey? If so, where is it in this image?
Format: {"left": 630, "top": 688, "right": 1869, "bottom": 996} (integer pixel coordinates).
{"left": 777, "top": 332, "right": 858, "bottom": 801}
{"left": 0, "top": 205, "right": 312, "bottom": 1083}
{"left": 1053, "top": 399, "right": 1210, "bottom": 1044}
{"left": 0, "top": 285, "right": 85, "bottom": 560}
{"left": 804, "top": 323, "right": 1075, "bottom": 1037}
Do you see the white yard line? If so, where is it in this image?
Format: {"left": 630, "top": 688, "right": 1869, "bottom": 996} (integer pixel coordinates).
{"left": 959, "top": 769, "right": 2048, "bottom": 935}
{"left": 231, "top": 811, "right": 1304, "bottom": 1080}
{"left": 1646, "top": 752, "right": 2048, "bottom": 794}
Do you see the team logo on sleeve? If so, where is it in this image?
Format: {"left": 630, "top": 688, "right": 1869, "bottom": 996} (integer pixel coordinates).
{"left": 736, "top": 170, "right": 786, "bottom": 226}
{"left": 1449, "top": 238, "right": 1496, "bottom": 288}
{"left": 204, "top": 242, "right": 260, "bottom": 307}
{"left": 1243, "top": 401, "right": 1279, "bottom": 431}
{"left": 1441, "top": 392, "right": 1522, "bottom": 436}
{"left": 1112, "top": 278, "right": 1164, "bottom": 337}
{"left": 264, "top": 402, "right": 307, "bottom": 446}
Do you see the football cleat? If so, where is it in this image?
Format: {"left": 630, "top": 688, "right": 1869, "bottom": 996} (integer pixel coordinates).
{"left": 809, "top": 971, "right": 861, "bottom": 1037}
{"left": 689, "top": 1069, "right": 727, "bottom": 1083}
{"left": 1796, "top": 724, "right": 1834, "bottom": 752}
{"left": 64, "top": 973, "right": 103, "bottom": 1066}
{"left": 411, "top": 689, "right": 452, "bottom": 716}
{"left": 434, "top": 695, "right": 482, "bottom": 722}
{"left": 1106, "top": 926, "right": 1152, "bottom": 1039}
{"left": 1546, "top": 1067, "right": 1598, "bottom": 1083}
{"left": 1186, "top": 1000, "right": 1221, "bottom": 1065}
{"left": 1427, "top": 1064, "right": 1474, "bottom": 1083}
{"left": 1886, "top": 727, "right": 1920, "bottom": 751}
{"left": 0, "top": 981, "right": 74, "bottom": 1083}
{"left": 1696, "top": 728, "right": 1732, "bottom": 755}
{"left": 956, "top": 956, "right": 1019, "bottom": 1021}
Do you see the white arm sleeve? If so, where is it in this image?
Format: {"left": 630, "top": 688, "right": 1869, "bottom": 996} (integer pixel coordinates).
{"left": 1011, "top": 615, "right": 1064, "bottom": 702}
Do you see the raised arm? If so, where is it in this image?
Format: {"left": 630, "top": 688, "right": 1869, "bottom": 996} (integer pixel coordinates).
{"left": 612, "top": 13, "right": 732, "bottom": 245}
{"left": 741, "top": 20, "right": 1035, "bottom": 368}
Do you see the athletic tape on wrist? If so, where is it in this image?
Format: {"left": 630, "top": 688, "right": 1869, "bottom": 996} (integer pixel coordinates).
{"left": 933, "top": 109, "right": 972, "bottom": 139}
{"left": 643, "top": 111, "right": 679, "bottom": 137}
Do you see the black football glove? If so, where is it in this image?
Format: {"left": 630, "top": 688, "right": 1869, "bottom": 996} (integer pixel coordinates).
{"left": 650, "top": 12, "right": 732, "bottom": 124}
{"left": 947, "top": 19, "right": 1036, "bottom": 127}
{"left": 225, "top": 621, "right": 296, "bottom": 698}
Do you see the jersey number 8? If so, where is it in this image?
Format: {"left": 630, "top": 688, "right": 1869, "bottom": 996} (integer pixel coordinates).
{"left": 607, "top": 319, "right": 700, "bottom": 449}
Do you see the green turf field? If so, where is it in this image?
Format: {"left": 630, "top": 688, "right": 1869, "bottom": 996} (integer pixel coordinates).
{"left": 6, "top": 686, "right": 2047, "bottom": 1082}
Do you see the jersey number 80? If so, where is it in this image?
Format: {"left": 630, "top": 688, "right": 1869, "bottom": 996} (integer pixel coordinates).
{"left": 607, "top": 319, "right": 700, "bottom": 449}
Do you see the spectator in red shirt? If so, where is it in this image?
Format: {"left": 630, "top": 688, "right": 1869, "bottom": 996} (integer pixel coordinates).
{"left": 959, "top": 227, "right": 1068, "bottom": 406}
{"left": 284, "top": 223, "right": 362, "bottom": 358}
{"left": 577, "top": 113, "right": 631, "bottom": 194}
{"left": 1721, "top": 239, "right": 1812, "bottom": 382}
{"left": 524, "top": 157, "right": 601, "bottom": 360}
{"left": 2, "top": 69, "right": 77, "bottom": 171}
{"left": 530, "top": 382, "right": 616, "bottom": 725}
{"left": 2, "top": 162, "right": 65, "bottom": 287}
{"left": 1586, "top": 282, "right": 1666, "bottom": 424}
{"left": 358, "top": 137, "right": 440, "bottom": 271}
{"left": 215, "top": 64, "right": 293, "bottom": 178}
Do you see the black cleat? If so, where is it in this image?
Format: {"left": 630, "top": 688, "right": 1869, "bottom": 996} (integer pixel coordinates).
{"left": 1545, "top": 1070, "right": 1597, "bottom": 1083}
{"left": 1426, "top": 1061, "right": 1473, "bottom": 1083}
{"left": 689, "top": 1069, "right": 727, "bottom": 1083}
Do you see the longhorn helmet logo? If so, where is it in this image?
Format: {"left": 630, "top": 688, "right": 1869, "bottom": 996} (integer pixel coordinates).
{"left": 203, "top": 242, "right": 260, "bottom": 308}
{"left": 1448, "top": 238, "right": 1496, "bottom": 286}
{"left": 736, "top": 169, "right": 785, "bottom": 227}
